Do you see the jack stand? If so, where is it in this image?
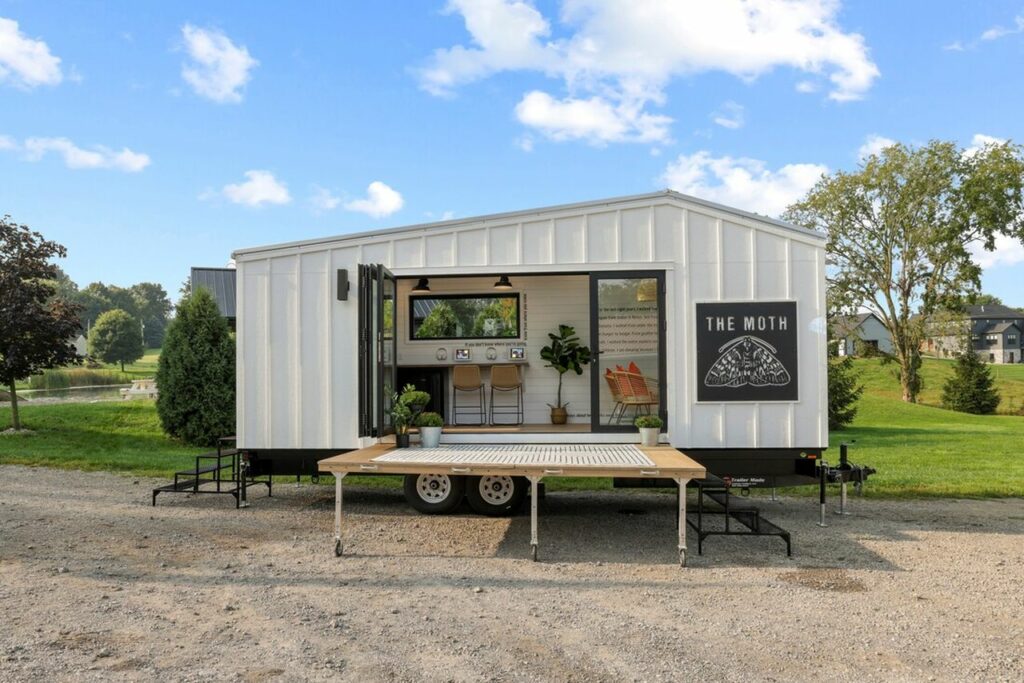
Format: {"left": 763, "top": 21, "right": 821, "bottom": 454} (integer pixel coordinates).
{"left": 770, "top": 487, "right": 778, "bottom": 502}
{"left": 239, "top": 457, "right": 250, "bottom": 509}
{"left": 835, "top": 481, "right": 851, "bottom": 515}
{"left": 816, "top": 461, "right": 827, "bottom": 527}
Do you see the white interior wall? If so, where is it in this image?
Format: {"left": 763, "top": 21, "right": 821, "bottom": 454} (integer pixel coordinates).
{"left": 395, "top": 275, "right": 591, "bottom": 424}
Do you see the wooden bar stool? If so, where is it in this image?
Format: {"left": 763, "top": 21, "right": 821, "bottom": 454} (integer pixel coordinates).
{"left": 451, "top": 364, "right": 486, "bottom": 425}
{"left": 489, "top": 364, "right": 524, "bottom": 425}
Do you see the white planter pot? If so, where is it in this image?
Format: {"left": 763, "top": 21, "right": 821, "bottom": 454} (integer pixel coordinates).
{"left": 638, "top": 427, "right": 660, "bottom": 447}
{"left": 419, "top": 426, "right": 443, "bottom": 449}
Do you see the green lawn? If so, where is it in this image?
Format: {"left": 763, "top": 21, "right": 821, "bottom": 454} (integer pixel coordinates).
{"left": 1, "top": 357, "right": 1022, "bottom": 497}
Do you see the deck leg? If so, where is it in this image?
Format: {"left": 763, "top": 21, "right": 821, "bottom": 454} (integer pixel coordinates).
{"left": 334, "top": 473, "right": 346, "bottom": 557}
{"left": 528, "top": 476, "right": 541, "bottom": 561}
{"left": 676, "top": 478, "right": 689, "bottom": 567}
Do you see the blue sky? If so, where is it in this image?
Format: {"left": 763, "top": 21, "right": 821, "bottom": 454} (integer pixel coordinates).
{"left": 1, "top": 1, "right": 1023, "bottom": 304}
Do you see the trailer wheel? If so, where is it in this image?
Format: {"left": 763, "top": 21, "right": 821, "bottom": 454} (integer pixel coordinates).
{"left": 466, "top": 475, "right": 528, "bottom": 517}
{"left": 403, "top": 474, "right": 465, "bottom": 514}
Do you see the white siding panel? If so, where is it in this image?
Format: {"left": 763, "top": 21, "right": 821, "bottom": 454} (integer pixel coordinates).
{"left": 457, "top": 229, "right": 487, "bottom": 266}
{"left": 586, "top": 212, "right": 617, "bottom": 263}
{"left": 299, "top": 252, "right": 329, "bottom": 448}
{"left": 489, "top": 225, "right": 519, "bottom": 266}
{"left": 269, "top": 256, "right": 299, "bottom": 448}
{"left": 687, "top": 211, "right": 718, "bottom": 263}
{"left": 722, "top": 222, "right": 752, "bottom": 300}
{"left": 240, "top": 260, "right": 269, "bottom": 448}
{"left": 756, "top": 232, "right": 788, "bottom": 299}
{"left": 689, "top": 263, "right": 719, "bottom": 301}
{"left": 620, "top": 207, "right": 652, "bottom": 262}
{"left": 758, "top": 403, "right": 791, "bottom": 448}
{"left": 653, "top": 205, "right": 682, "bottom": 262}
{"left": 330, "top": 247, "right": 360, "bottom": 445}
{"left": 554, "top": 216, "right": 585, "bottom": 263}
{"left": 690, "top": 405, "right": 723, "bottom": 447}
{"left": 522, "top": 220, "right": 553, "bottom": 264}
{"left": 425, "top": 233, "right": 455, "bottom": 268}
{"left": 393, "top": 237, "right": 424, "bottom": 269}
{"left": 361, "top": 242, "right": 389, "bottom": 266}
{"left": 791, "top": 242, "right": 825, "bottom": 446}
{"left": 724, "top": 403, "right": 757, "bottom": 448}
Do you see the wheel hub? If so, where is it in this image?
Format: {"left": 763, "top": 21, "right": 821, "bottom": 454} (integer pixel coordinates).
{"left": 416, "top": 474, "right": 451, "bottom": 503}
{"left": 478, "top": 476, "right": 515, "bottom": 505}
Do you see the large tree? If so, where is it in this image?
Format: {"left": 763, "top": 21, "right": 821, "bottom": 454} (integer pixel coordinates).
{"left": 130, "top": 282, "right": 173, "bottom": 348}
{"left": 785, "top": 140, "right": 1024, "bottom": 402}
{"left": 156, "top": 289, "right": 235, "bottom": 446}
{"left": 88, "top": 309, "right": 144, "bottom": 371}
{"left": 0, "top": 216, "right": 83, "bottom": 430}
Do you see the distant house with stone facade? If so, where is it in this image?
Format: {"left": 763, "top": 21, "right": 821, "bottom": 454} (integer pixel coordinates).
{"left": 832, "top": 312, "right": 893, "bottom": 357}
{"left": 922, "top": 304, "right": 1024, "bottom": 364}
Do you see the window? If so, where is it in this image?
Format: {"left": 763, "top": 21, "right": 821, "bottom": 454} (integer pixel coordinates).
{"left": 410, "top": 293, "right": 520, "bottom": 340}
{"left": 1008, "top": 335, "right": 1018, "bottom": 345}
{"left": 986, "top": 334, "right": 999, "bottom": 344}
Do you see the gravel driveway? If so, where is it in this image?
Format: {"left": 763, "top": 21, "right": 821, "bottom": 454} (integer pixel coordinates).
{"left": 1, "top": 465, "right": 1021, "bottom": 682}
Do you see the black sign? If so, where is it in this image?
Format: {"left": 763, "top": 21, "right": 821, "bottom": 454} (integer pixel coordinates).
{"left": 696, "top": 301, "right": 798, "bottom": 402}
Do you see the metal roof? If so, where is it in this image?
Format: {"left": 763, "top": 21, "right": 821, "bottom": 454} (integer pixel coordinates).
{"left": 984, "top": 321, "right": 1021, "bottom": 335}
{"left": 191, "top": 267, "right": 236, "bottom": 319}
{"left": 965, "top": 304, "right": 1024, "bottom": 319}
{"left": 232, "top": 190, "right": 825, "bottom": 259}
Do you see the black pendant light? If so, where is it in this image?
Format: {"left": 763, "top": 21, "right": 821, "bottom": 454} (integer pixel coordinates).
{"left": 493, "top": 275, "right": 513, "bottom": 290}
{"left": 412, "top": 278, "right": 431, "bottom": 293}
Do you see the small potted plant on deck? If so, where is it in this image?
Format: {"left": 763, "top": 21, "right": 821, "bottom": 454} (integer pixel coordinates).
{"left": 392, "top": 384, "right": 431, "bottom": 448}
{"left": 416, "top": 411, "right": 444, "bottom": 448}
{"left": 540, "top": 324, "right": 592, "bottom": 425}
{"left": 634, "top": 415, "right": 663, "bottom": 447}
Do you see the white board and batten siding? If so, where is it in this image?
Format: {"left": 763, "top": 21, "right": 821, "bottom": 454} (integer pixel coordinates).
{"left": 233, "top": 191, "right": 828, "bottom": 452}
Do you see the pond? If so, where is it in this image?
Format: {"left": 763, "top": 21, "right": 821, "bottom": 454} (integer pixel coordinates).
{"left": 13, "top": 385, "right": 131, "bottom": 404}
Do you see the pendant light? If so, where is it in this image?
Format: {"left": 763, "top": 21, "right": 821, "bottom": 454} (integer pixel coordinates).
{"left": 493, "top": 275, "right": 513, "bottom": 290}
{"left": 412, "top": 278, "right": 431, "bottom": 293}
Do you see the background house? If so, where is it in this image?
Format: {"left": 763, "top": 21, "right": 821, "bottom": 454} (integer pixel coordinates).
{"left": 190, "top": 267, "right": 237, "bottom": 330}
{"left": 923, "top": 304, "right": 1024, "bottom": 364}
{"left": 832, "top": 312, "right": 893, "bottom": 357}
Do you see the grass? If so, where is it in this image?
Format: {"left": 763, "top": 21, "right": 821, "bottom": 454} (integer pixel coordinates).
{"left": 14, "top": 349, "right": 161, "bottom": 390}
{"left": 1, "top": 355, "right": 1021, "bottom": 498}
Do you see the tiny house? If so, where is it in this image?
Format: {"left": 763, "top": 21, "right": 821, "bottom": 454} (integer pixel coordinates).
{"left": 233, "top": 191, "right": 828, "bottom": 502}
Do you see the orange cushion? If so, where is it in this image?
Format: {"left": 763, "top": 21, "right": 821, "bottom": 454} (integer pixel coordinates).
{"left": 628, "top": 361, "right": 641, "bottom": 374}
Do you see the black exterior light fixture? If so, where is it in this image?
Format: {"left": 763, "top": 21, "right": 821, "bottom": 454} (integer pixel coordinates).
{"left": 412, "top": 278, "right": 431, "bottom": 293}
{"left": 493, "top": 275, "right": 513, "bottom": 290}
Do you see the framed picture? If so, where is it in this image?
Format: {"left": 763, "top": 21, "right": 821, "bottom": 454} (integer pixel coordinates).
{"left": 509, "top": 346, "right": 525, "bottom": 360}
{"left": 454, "top": 348, "right": 472, "bottom": 362}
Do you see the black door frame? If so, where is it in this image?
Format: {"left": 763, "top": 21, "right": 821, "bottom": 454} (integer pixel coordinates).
{"left": 358, "top": 263, "right": 397, "bottom": 438}
{"left": 589, "top": 270, "right": 668, "bottom": 433}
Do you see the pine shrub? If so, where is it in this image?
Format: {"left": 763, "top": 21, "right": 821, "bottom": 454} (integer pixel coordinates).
{"left": 941, "top": 343, "right": 1000, "bottom": 414}
{"left": 156, "top": 289, "right": 235, "bottom": 446}
{"left": 828, "top": 355, "right": 864, "bottom": 430}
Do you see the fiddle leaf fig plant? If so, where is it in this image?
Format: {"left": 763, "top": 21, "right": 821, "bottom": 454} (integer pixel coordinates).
{"left": 539, "top": 324, "right": 592, "bottom": 409}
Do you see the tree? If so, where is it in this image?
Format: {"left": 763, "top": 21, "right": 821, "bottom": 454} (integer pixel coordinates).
{"left": 156, "top": 289, "right": 235, "bottom": 446}
{"left": 828, "top": 355, "right": 864, "bottom": 430}
{"left": 88, "top": 309, "right": 144, "bottom": 371}
{"left": 0, "top": 216, "right": 82, "bottom": 430}
{"left": 130, "top": 282, "right": 172, "bottom": 348}
{"left": 415, "top": 302, "right": 458, "bottom": 338}
{"left": 970, "top": 293, "right": 1003, "bottom": 306}
{"left": 785, "top": 139, "right": 1024, "bottom": 403}
{"left": 942, "top": 338, "right": 1000, "bottom": 414}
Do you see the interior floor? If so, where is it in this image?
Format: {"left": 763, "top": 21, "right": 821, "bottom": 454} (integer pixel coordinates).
{"left": 411, "top": 423, "right": 590, "bottom": 434}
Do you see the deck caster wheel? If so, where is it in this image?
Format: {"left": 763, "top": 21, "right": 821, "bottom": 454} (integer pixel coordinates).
{"left": 466, "top": 475, "right": 528, "bottom": 516}
{"left": 403, "top": 474, "right": 465, "bottom": 514}
{"left": 334, "top": 539, "right": 343, "bottom": 557}
{"left": 531, "top": 544, "right": 538, "bottom": 562}
{"left": 679, "top": 550, "right": 686, "bottom": 567}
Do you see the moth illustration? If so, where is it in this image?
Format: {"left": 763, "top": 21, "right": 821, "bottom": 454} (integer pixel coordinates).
{"left": 704, "top": 335, "right": 791, "bottom": 388}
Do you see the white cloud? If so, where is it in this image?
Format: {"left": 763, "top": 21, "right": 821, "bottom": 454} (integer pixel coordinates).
{"left": 661, "top": 151, "right": 826, "bottom": 217}
{"left": 418, "top": 0, "right": 879, "bottom": 144}
{"left": 441, "top": 210, "right": 455, "bottom": 220}
{"left": 12, "top": 136, "right": 150, "bottom": 172}
{"left": 180, "top": 25, "right": 257, "bottom": 103}
{"left": 795, "top": 80, "right": 818, "bottom": 93}
{"left": 981, "top": 15, "right": 1024, "bottom": 41}
{"left": 942, "top": 41, "right": 965, "bottom": 52}
{"left": 222, "top": 170, "right": 291, "bottom": 207}
{"left": 963, "top": 133, "right": 1007, "bottom": 157}
{"left": 310, "top": 185, "right": 341, "bottom": 213}
{"left": 514, "top": 90, "right": 671, "bottom": 144}
{"left": 0, "top": 17, "right": 62, "bottom": 88}
{"left": 515, "top": 134, "right": 535, "bottom": 152}
{"left": 971, "top": 233, "right": 1024, "bottom": 269}
{"left": 857, "top": 133, "right": 896, "bottom": 161}
{"left": 711, "top": 101, "right": 744, "bottom": 129}
{"left": 345, "top": 181, "right": 404, "bottom": 218}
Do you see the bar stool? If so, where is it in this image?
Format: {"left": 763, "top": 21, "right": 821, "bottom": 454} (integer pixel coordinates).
{"left": 451, "top": 364, "right": 486, "bottom": 425}
{"left": 489, "top": 364, "right": 524, "bottom": 425}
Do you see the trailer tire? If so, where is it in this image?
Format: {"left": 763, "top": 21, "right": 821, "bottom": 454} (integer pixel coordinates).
{"left": 466, "top": 475, "right": 528, "bottom": 516}
{"left": 403, "top": 474, "right": 465, "bottom": 514}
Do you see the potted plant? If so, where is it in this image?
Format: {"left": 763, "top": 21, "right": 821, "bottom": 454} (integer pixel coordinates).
{"left": 392, "top": 384, "right": 431, "bottom": 448}
{"left": 634, "top": 415, "right": 663, "bottom": 446}
{"left": 416, "top": 411, "right": 444, "bottom": 448}
{"left": 539, "top": 324, "right": 592, "bottom": 425}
